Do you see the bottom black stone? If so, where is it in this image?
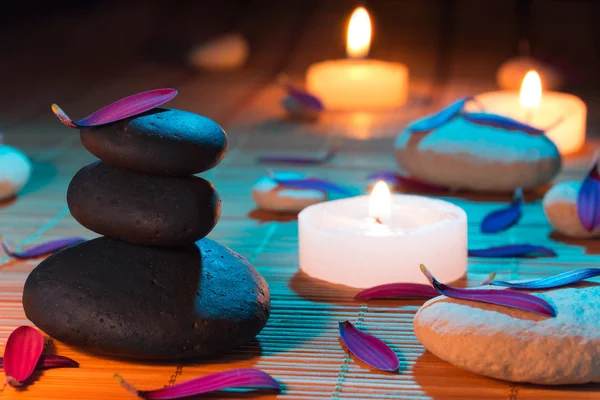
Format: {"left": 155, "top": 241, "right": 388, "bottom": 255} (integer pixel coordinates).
{"left": 22, "top": 237, "right": 270, "bottom": 360}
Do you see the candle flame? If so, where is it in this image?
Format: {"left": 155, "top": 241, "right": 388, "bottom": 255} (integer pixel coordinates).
{"left": 519, "top": 70, "right": 542, "bottom": 109}
{"left": 347, "top": 7, "right": 371, "bottom": 59}
{"left": 369, "top": 181, "right": 391, "bottom": 220}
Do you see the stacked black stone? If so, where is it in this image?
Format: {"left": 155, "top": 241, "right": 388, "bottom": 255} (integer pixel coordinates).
{"left": 23, "top": 108, "right": 270, "bottom": 360}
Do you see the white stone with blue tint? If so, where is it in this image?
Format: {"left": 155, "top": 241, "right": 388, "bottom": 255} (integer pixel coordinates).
{"left": 252, "top": 172, "right": 326, "bottom": 213}
{"left": 414, "top": 284, "right": 600, "bottom": 384}
{"left": 543, "top": 180, "right": 600, "bottom": 238}
{"left": 395, "top": 114, "right": 561, "bottom": 192}
{"left": 0, "top": 144, "right": 31, "bottom": 200}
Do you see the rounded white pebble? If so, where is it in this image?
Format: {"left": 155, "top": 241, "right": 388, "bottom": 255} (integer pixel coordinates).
{"left": 0, "top": 145, "right": 31, "bottom": 200}
{"left": 543, "top": 180, "right": 600, "bottom": 238}
{"left": 496, "top": 56, "right": 563, "bottom": 90}
{"left": 414, "top": 284, "right": 600, "bottom": 385}
{"left": 187, "top": 33, "right": 249, "bottom": 71}
{"left": 252, "top": 173, "right": 327, "bottom": 213}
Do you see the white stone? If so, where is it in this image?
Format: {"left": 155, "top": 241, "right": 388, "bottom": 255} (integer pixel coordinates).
{"left": 0, "top": 145, "right": 31, "bottom": 200}
{"left": 187, "top": 33, "right": 249, "bottom": 71}
{"left": 496, "top": 56, "right": 563, "bottom": 90}
{"left": 414, "top": 284, "right": 600, "bottom": 385}
{"left": 251, "top": 173, "right": 326, "bottom": 213}
{"left": 395, "top": 116, "right": 561, "bottom": 192}
{"left": 543, "top": 180, "right": 600, "bottom": 238}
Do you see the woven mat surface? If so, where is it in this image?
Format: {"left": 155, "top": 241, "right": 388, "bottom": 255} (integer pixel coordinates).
{"left": 2, "top": 1, "right": 600, "bottom": 398}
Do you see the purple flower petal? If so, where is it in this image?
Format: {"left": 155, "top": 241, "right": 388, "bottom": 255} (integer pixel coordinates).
{"left": 1, "top": 237, "right": 86, "bottom": 259}
{"left": 3, "top": 326, "right": 45, "bottom": 387}
{"left": 114, "top": 369, "right": 281, "bottom": 399}
{"left": 577, "top": 155, "right": 600, "bottom": 232}
{"left": 481, "top": 188, "right": 523, "bottom": 233}
{"left": 368, "top": 171, "right": 449, "bottom": 192}
{"left": 408, "top": 97, "right": 470, "bottom": 133}
{"left": 463, "top": 112, "right": 544, "bottom": 135}
{"left": 490, "top": 268, "right": 600, "bottom": 290}
{"left": 0, "top": 355, "right": 79, "bottom": 371}
{"left": 52, "top": 88, "right": 178, "bottom": 128}
{"left": 355, "top": 283, "right": 438, "bottom": 300}
{"left": 420, "top": 265, "right": 556, "bottom": 317}
{"left": 268, "top": 170, "right": 351, "bottom": 195}
{"left": 338, "top": 321, "right": 399, "bottom": 372}
{"left": 285, "top": 84, "right": 324, "bottom": 112}
{"left": 468, "top": 244, "right": 556, "bottom": 258}
{"left": 258, "top": 144, "right": 339, "bottom": 165}
{"left": 355, "top": 273, "right": 496, "bottom": 300}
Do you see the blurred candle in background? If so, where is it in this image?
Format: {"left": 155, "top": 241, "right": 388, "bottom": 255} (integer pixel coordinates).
{"left": 470, "top": 70, "right": 586, "bottom": 155}
{"left": 306, "top": 7, "right": 409, "bottom": 110}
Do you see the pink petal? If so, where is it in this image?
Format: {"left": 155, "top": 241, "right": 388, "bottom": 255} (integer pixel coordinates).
{"left": 115, "top": 369, "right": 281, "bottom": 399}
{"left": 355, "top": 273, "right": 497, "bottom": 300}
{"left": 3, "top": 326, "right": 45, "bottom": 387}
{"left": 1, "top": 237, "right": 86, "bottom": 259}
{"left": 338, "top": 321, "right": 399, "bottom": 372}
{"left": 577, "top": 155, "right": 600, "bottom": 232}
{"left": 0, "top": 354, "right": 79, "bottom": 371}
{"left": 355, "top": 283, "right": 438, "bottom": 300}
{"left": 52, "top": 89, "right": 178, "bottom": 128}
{"left": 420, "top": 265, "right": 556, "bottom": 317}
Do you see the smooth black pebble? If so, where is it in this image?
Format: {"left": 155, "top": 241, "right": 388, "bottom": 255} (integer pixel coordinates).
{"left": 80, "top": 108, "right": 228, "bottom": 176}
{"left": 67, "top": 161, "right": 220, "bottom": 246}
{"left": 23, "top": 237, "right": 270, "bottom": 360}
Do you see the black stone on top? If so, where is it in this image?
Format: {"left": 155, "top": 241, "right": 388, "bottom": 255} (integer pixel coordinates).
{"left": 80, "top": 108, "right": 228, "bottom": 176}
{"left": 23, "top": 237, "right": 270, "bottom": 360}
{"left": 67, "top": 161, "right": 221, "bottom": 247}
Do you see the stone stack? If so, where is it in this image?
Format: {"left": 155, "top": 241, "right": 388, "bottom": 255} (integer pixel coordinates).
{"left": 23, "top": 108, "right": 270, "bottom": 360}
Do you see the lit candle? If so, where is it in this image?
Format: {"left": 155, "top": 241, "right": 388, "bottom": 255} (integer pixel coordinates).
{"left": 298, "top": 182, "right": 467, "bottom": 288}
{"left": 306, "top": 7, "right": 409, "bottom": 110}
{"left": 469, "top": 70, "right": 586, "bottom": 155}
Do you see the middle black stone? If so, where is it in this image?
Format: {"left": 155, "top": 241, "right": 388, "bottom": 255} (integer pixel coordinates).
{"left": 67, "top": 161, "right": 221, "bottom": 246}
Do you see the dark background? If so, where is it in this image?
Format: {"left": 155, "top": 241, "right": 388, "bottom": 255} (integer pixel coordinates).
{"left": 1, "top": 0, "right": 598, "bottom": 128}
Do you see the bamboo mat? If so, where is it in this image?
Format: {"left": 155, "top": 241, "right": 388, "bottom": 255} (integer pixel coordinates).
{"left": 2, "top": 1, "right": 600, "bottom": 399}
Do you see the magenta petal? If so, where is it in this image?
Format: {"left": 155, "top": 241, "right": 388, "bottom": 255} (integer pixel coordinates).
{"left": 420, "top": 265, "right": 556, "bottom": 317}
{"left": 1, "top": 237, "right": 86, "bottom": 259}
{"left": 463, "top": 112, "right": 545, "bottom": 135}
{"left": 52, "top": 89, "right": 177, "bottom": 128}
{"left": 577, "top": 156, "right": 600, "bottom": 232}
{"left": 258, "top": 145, "right": 339, "bottom": 165}
{"left": 116, "top": 369, "right": 281, "bottom": 399}
{"left": 408, "top": 97, "right": 470, "bottom": 133}
{"left": 3, "top": 326, "right": 45, "bottom": 387}
{"left": 481, "top": 188, "right": 523, "bottom": 233}
{"left": 368, "top": 171, "right": 449, "bottom": 192}
{"left": 36, "top": 354, "right": 79, "bottom": 370}
{"left": 268, "top": 170, "right": 351, "bottom": 195}
{"left": 338, "top": 321, "right": 399, "bottom": 372}
{"left": 355, "top": 283, "right": 438, "bottom": 300}
{"left": 285, "top": 84, "right": 324, "bottom": 111}
{"left": 0, "top": 354, "right": 79, "bottom": 371}
{"left": 356, "top": 273, "right": 496, "bottom": 300}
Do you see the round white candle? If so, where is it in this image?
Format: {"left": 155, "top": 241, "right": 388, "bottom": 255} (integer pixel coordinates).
{"left": 306, "top": 7, "right": 408, "bottom": 110}
{"left": 469, "top": 71, "right": 586, "bottom": 155}
{"left": 298, "top": 182, "right": 467, "bottom": 288}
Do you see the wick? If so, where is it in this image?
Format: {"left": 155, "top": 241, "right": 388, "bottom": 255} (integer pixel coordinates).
{"left": 374, "top": 217, "right": 383, "bottom": 224}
